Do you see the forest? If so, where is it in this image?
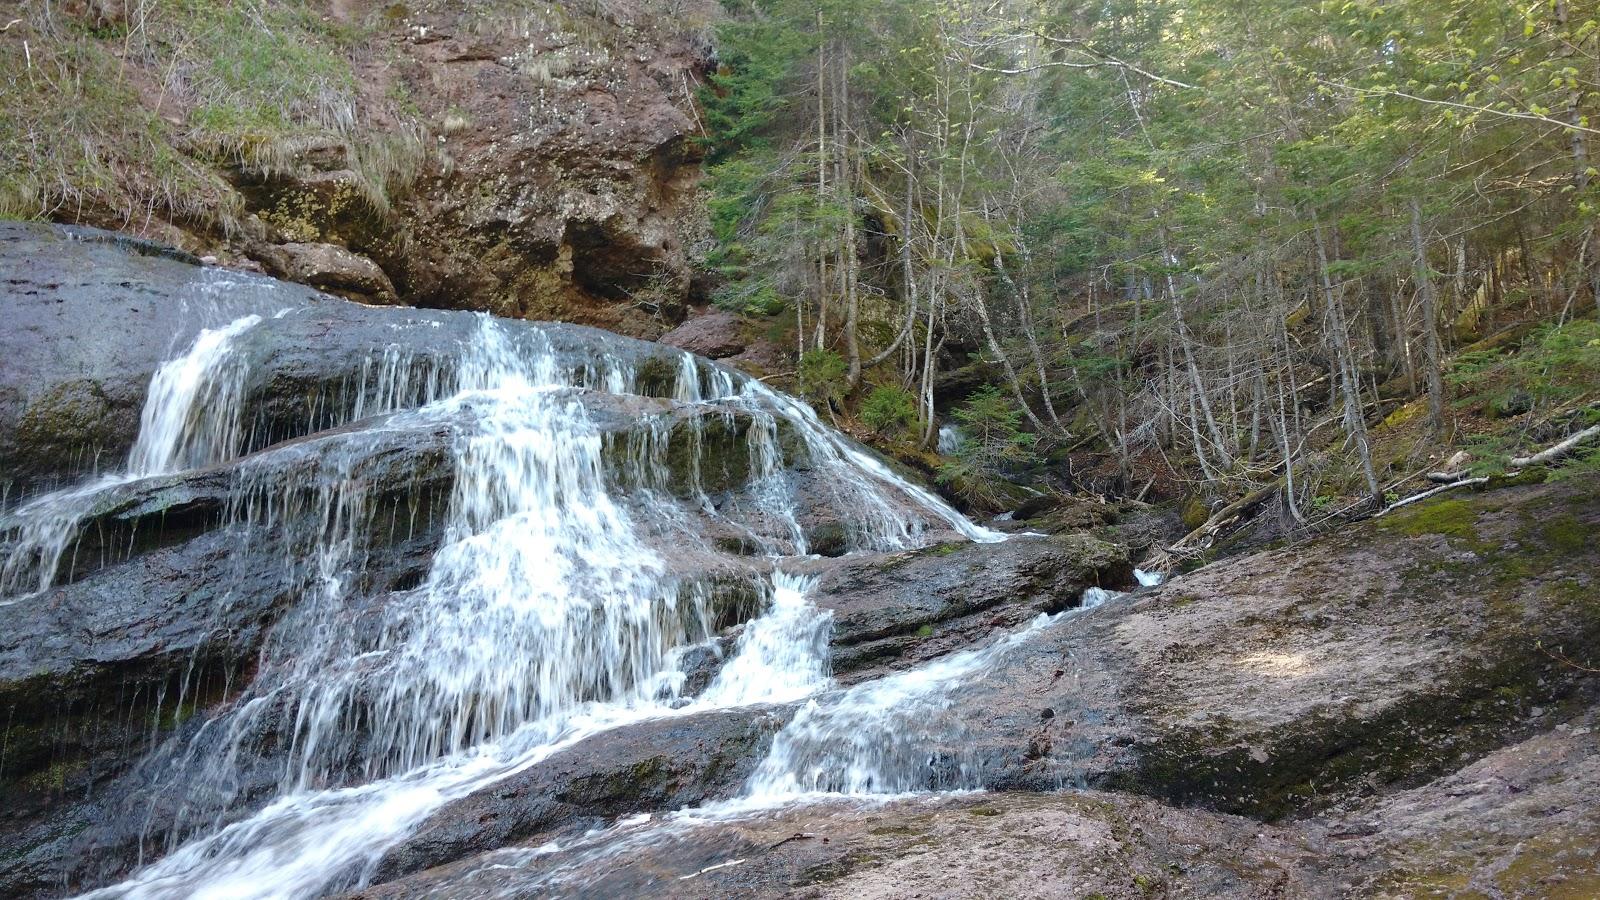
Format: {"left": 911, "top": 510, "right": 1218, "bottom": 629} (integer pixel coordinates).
{"left": 697, "top": 0, "right": 1600, "bottom": 543}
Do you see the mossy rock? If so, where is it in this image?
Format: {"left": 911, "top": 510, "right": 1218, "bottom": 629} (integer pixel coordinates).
{"left": 1180, "top": 495, "right": 1211, "bottom": 531}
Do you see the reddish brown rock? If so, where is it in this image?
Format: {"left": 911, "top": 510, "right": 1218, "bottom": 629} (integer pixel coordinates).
{"left": 659, "top": 309, "right": 747, "bottom": 359}
{"left": 254, "top": 241, "right": 398, "bottom": 304}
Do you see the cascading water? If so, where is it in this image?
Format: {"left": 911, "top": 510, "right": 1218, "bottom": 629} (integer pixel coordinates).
{"left": 375, "top": 601, "right": 1093, "bottom": 900}
{"left": 24, "top": 305, "right": 1000, "bottom": 899}
{"left": 0, "top": 314, "right": 264, "bottom": 599}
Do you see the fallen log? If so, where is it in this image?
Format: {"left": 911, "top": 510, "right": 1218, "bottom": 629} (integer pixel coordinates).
{"left": 1377, "top": 477, "right": 1490, "bottom": 516}
{"left": 1170, "top": 477, "right": 1285, "bottom": 553}
{"left": 1509, "top": 424, "right": 1600, "bottom": 468}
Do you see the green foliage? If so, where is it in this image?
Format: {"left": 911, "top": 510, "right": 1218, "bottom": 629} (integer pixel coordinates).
{"left": 798, "top": 349, "right": 848, "bottom": 404}
{"left": 860, "top": 385, "right": 919, "bottom": 435}
{"left": 937, "top": 386, "right": 1036, "bottom": 505}
{"left": 714, "top": 281, "right": 787, "bottom": 316}
{"left": 1448, "top": 320, "right": 1600, "bottom": 414}
{"left": 698, "top": 7, "right": 812, "bottom": 159}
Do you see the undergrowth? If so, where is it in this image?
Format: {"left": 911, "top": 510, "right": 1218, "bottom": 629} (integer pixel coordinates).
{"left": 1445, "top": 318, "right": 1600, "bottom": 477}
{"left": 1448, "top": 319, "right": 1600, "bottom": 416}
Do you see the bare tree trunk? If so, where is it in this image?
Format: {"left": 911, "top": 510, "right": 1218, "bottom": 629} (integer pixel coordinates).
{"left": 1001, "top": 230, "right": 1064, "bottom": 429}
{"left": 837, "top": 48, "right": 862, "bottom": 390}
{"left": 1274, "top": 368, "right": 1304, "bottom": 523}
{"left": 1409, "top": 198, "right": 1446, "bottom": 432}
{"left": 813, "top": 19, "right": 829, "bottom": 352}
{"left": 867, "top": 165, "right": 919, "bottom": 370}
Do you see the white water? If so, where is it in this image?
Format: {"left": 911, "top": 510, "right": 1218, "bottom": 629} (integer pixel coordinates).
{"left": 391, "top": 604, "right": 1082, "bottom": 899}
{"left": 128, "top": 315, "right": 264, "bottom": 476}
{"left": 744, "top": 610, "right": 1062, "bottom": 799}
{"left": 1134, "top": 567, "right": 1165, "bottom": 587}
{"left": 937, "top": 423, "right": 965, "bottom": 455}
{"left": 61, "top": 310, "right": 1000, "bottom": 899}
{"left": 0, "top": 314, "right": 263, "bottom": 599}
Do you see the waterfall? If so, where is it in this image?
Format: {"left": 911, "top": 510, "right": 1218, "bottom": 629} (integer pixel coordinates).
{"left": 59, "top": 308, "right": 997, "bottom": 899}
{"left": 368, "top": 604, "right": 1081, "bottom": 900}
{"left": 127, "top": 315, "right": 264, "bottom": 476}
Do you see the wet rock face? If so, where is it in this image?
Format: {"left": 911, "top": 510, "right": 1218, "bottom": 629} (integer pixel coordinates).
{"left": 0, "top": 226, "right": 988, "bottom": 897}
{"left": 799, "top": 533, "right": 1133, "bottom": 682}
{"left": 370, "top": 706, "right": 794, "bottom": 887}
{"left": 370, "top": 792, "right": 1331, "bottom": 900}
{"left": 0, "top": 223, "right": 330, "bottom": 498}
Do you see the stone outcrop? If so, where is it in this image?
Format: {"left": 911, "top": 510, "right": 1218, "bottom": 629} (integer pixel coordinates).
{"left": 931, "top": 476, "right": 1600, "bottom": 816}
{"left": 223, "top": 2, "right": 717, "bottom": 336}
{"left": 659, "top": 309, "right": 746, "bottom": 359}
{"left": 368, "top": 706, "right": 795, "bottom": 887}
{"left": 32, "top": 2, "right": 718, "bottom": 337}
{"left": 798, "top": 532, "right": 1132, "bottom": 681}
{"left": 253, "top": 241, "right": 399, "bottom": 304}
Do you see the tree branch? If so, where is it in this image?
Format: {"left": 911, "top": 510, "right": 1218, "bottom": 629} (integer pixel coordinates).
{"left": 1318, "top": 79, "right": 1600, "bottom": 136}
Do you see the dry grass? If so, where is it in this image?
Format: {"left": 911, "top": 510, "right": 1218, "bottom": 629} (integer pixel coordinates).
{"left": 1, "top": 0, "right": 429, "bottom": 233}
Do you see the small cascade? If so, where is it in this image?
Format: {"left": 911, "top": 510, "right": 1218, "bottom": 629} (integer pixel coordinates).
{"left": 128, "top": 315, "right": 264, "bottom": 476}
{"left": 1134, "top": 567, "right": 1165, "bottom": 587}
{"left": 0, "top": 314, "right": 263, "bottom": 598}
{"left": 383, "top": 606, "right": 1076, "bottom": 900}
{"left": 743, "top": 611, "right": 1061, "bottom": 799}
{"left": 937, "top": 423, "right": 965, "bottom": 455}
{"left": 1080, "top": 585, "right": 1121, "bottom": 609}
{"left": 697, "top": 571, "right": 831, "bottom": 708}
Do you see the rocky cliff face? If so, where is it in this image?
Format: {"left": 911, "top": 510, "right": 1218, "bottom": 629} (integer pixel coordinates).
{"left": 8, "top": 1, "right": 717, "bottom": 337}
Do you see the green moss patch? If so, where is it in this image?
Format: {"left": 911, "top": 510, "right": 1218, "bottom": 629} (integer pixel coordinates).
{"left": 1377, "top": 497, "right": 1481, "bottom": 541}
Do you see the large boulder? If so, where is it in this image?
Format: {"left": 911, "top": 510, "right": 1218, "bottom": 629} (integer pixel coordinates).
{"left": 931, "top": 477, "right": 1600, "bottom": 814}
{"left": 659, "top": 310, "right": 746, "bottom": 359}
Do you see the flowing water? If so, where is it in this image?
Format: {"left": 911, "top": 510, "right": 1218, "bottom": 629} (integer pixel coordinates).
{"left": 0, "top": 300, "right": 1032, "bottom": 898}
{"left": 0, "top": 313, "right": 265, "bottom": 598}
{"left": 365, "top": 608, "right": 1088, "bottom": 899}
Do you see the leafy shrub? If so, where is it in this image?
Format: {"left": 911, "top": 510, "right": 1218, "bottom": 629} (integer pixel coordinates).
{"left": 936, "top": 386, "right": 1036, "bottom": 506}
{"left": 797, "top": 349, "right": 847, "bottom": 405}
{"left": 860, "top": 385, "right": 919, "bottom": 436}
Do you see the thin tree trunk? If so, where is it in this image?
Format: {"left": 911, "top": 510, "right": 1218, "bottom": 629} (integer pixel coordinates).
{"left": 1409, "top": 198, "right": 1446, "bottom": 432}
{"left": 838, "top": 48, "right": 861, "bottom": 390}
{"left": 814, "top": 19, "right": 828, "bottom": 352}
